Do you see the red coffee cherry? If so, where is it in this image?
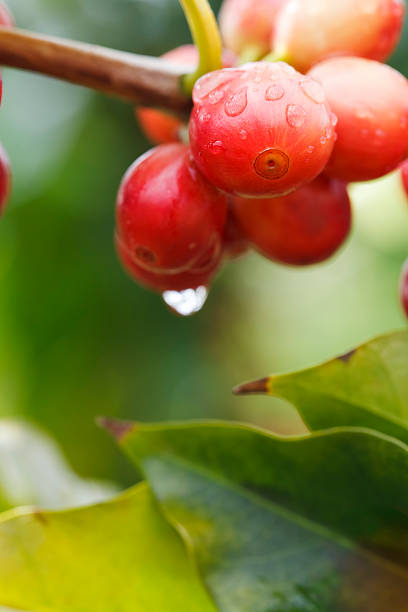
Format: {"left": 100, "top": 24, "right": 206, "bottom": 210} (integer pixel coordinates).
{"left": 136, "top": 45, "right": 236, "bottom": 145}
{"left": 0, "top": 2, "right": 14, "bottom": 27}
{"left": 116, "top": 232, "right": 222, "bottom": 293}
{"left": 189, "top": 61, "right": 336, "bottom": 198}
{"left": 400, "top": 258, "right": 408, "bottom": 318}
{"left": 231, "top": 174, "right": 351, "bottom": 265}
{"left": 0, "top": 143, "right": 11, "bottom": 215}
{"left": 273, "top": 0, "right": 405, "bottom": 74}
{"left": 309, "top": 57, "right": 408, "bottom": 183}
{"left": 223, "top": 205, "right": 250, "bottom": 259}
{"left": 219, "top": 0, "right": 287, "bottom": 58}
{"left": 116, "top": 143, "right": 227, "bottom": 275}
{"left": 401, "top": 160, "right": 408, "bottom": 197}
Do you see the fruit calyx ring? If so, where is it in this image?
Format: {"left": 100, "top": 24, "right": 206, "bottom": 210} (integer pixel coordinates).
{"left": 253, "top": 148, "right": 290, "bottom": 180}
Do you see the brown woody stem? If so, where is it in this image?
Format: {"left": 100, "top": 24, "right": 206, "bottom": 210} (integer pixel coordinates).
{"left": 0, "top": 26, "right": 192, "bottom": 112}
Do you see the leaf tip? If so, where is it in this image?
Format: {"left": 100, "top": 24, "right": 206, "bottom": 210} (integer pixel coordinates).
{"left": 233, "top": 377, "right": 269, "bottom": 395}
{"left": 97, "top": 417, "right": 134, "bottom": 441}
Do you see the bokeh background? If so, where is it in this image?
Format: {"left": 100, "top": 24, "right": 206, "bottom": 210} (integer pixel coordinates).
{"left": 0, "top": 0, "right": 407, "bottom": 491}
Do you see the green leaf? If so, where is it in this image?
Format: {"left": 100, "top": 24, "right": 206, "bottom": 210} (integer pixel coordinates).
{"left": 235, "top": 330, "right": 408, "bottom": 443}
{"left": 0, "top": 419, "right": 117, "bottom": 511}
{"left": 111, "top": 420, "right": 408, "bottom": 612}
{"left": 0, "top": 483, "right": 217, "bottom": 612}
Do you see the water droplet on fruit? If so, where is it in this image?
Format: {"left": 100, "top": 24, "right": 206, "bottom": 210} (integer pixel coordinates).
{"left": 286, "top": 104, "right": 306, "bottom": 128}
{"left": 224, "top": 87, "right": 248, "bottom": 117}
{"left": 320, "top": 135, "right": 327, "bottom": 145}
{"left": 300, "top": 79, "right": 325, "bottom": 104}
{"left": 239, "top": 129, "right": 248, "bottom": 140}
{"left": 162, "top": 286, "right": 208, "bottom": 317}
{"left": 253, "top": 76, "right": 262, "bottom": 84}
{"left": 254, "top": 148, "right": 290, "bottom": 180}
{"left": 355, "top": 105, "right": 373, "bottom": 120}
{"left": 265, "top": 83, "right": 285, "bottom": 101}
{"left": 209, "top": 88, "right": 225, "bottom": 105}
{"left": 306, "top": 145, "right": 315, "bottom": 154}
{"left": 208, "top": 140, "right": 225, "bottom": 155}
{"left": 331, "top": 113, "right": 338, "bottom": 127}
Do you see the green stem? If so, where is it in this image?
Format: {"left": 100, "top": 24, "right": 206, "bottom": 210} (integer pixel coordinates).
{"left": 179, "top": 0, "right": 223, "bottom": 94}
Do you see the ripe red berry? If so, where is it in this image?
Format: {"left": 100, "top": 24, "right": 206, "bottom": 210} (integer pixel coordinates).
{"left": 116, "top": 232, "right": 222, "bottom": 293}
{"left": 400, "top": 258, "right": 408, "bottom": 318}
{"left": 0, "top": 143, "right": 11, "bottom": 215}
{"left": 116, "top": 143, "right": 227, "bottom": 275}
{"left": 309, "top": 57, "right": 408, "bottom": 183}
{"left": 273, "top": 0, "right": 405, "bottom": 74}
{"left": 219, "top": 0, "right": 287, "bottom": 58}
{"left": 231, "top": 175, "right": 351, "bottom": 265}
{"left": 0, "top": 2, "right": 14, "bottom": 27}
{"left": 189, "top": 61, "right": 336, "bottom": 198}
{"left": 401, "top": 160, "right": 408, "bottom": 197}
{"left": 136, "top": 45, "right": 236, "bottom": 145}
{"left": 223, "top": 206, "right": 249, "bottom": 259}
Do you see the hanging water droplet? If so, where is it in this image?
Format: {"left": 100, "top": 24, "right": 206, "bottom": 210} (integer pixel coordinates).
{"left": 162, "top": 286, "right": 208, "bottom": 317}
{"left": 265, "top": 83, "right": 285, "bottom": 101}
{"left": 224, "top": 87, "right": 248, "bottom": 117}
{"left": 286, "top": 104, "right": 306, "bottom": 128}
{"left": 300, "top": 79, "right": 325, "bottom": 104}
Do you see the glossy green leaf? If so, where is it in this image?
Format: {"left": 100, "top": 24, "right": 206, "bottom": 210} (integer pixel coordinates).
{"left": 235, "top": 330, "right": 408, "bottom": 443}
{"left": 112, "top": 420, "right": 408, "bottom": 612}
{"left": 0, "top": 483, "right": 216, "bottom": 612}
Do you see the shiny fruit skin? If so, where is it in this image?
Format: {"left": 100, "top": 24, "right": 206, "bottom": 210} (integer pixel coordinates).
{"left": 189, "top": 61, "right": 336, "bottom": 198}
{"left": 309, "top": 57, "right": 408, "bottom": 182}
{"left": 273, "top": 0, "right": 405, "bottom": 74}
{"left": 0, "top": 143, "right": 11, "bottom": 215}
{"left": 116, "top": 143, "right": 227, "bottom": 275}
{"left": 231, "top": 175, "right": 351, "bottom": 265}
{"left": 400, "top": 258, "right": 408, "bottom": 318}
{"left": 219, "top": 0, "right": 287, "bottom": 57}
{"left": 223, "top": 205, "right": 250, "bottom": 259}
{"left": 116, "top": 232, "right": 221, "bottom": 292}
{"left": 136, "top": 45, "right": 236, "bottom": 145}
{"left": 401, "top": 160, "right": 408, "bottom": 197}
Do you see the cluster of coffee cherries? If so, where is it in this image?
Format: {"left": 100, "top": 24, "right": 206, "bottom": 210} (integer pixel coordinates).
{"left": 116, "top": 0, "right": 408, "bottom": 315}
{"left": 0, "top": 2, "right": 12, "bottom": 218}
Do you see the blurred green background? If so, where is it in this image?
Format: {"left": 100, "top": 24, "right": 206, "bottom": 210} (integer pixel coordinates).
{"left": 0, "top": 0, "right": 407, "bottom": 488}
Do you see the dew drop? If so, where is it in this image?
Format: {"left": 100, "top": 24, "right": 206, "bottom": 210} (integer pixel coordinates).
{"left": 320, "top": 135, "right": 327, "bottom": 145}
{"left": 224, "top": 87, "right": 248, "bottom": 117}
{"left": 286, "top": 104, "right": 306, "bottom": 128}
{"left": 162, "top": 286, "right": 208, "bottom": 317}
{"left": 239, "top": 129, "right": 248, "bottom": 140}
{"left": 209, "top": 88, "right": 225, "bottom": 105}
{"left": 306, "top": 145, "right": 315, "bottom": 154}
{"left": 265, "top": 83, "right": 285, "bottom": 101}
{"left": 331, "top": 112, "right": 338, "bottom": 127}
{"left": 300, "top": 79, "right": 326, "bottom": 104}
{"left": 208, "top": 140, "right": 225, "bottom": 155}
{"left": 253, "top": 76, "right": 262, "bottom": 84}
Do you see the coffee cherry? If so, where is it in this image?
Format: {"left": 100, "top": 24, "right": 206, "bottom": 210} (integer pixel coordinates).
{"left": 0, "top": 2, "right": 14, "bottom": 27}
{"left": 400, "top": 258, "right": 408, "bottom": 318}
{"left": 136, "top": 45, "right": 236, "bottom": 145}
{"left": 189, "top": 61, "right": 336, "bottom": 198}
{"left": 219, "top": 0, "right": 286, "bottom": 58}
{"left": 0, "top": 143, "right": 11, "bottom": 215}
{"left": 116, "top": 232, "right": 222, "bottom": 293}
{"left": 273, "top": 0, "right": 405, "bottom": 74}
{"left": 231, "top": 175, "right": 351, "bottom": 265}
{"left": 401, "top": 160, "right": 408, "bottom": 197}
{"left": 223, "top": 206, "right": 250, "bottom": 259}
{"left": 116, "top": 143, "right": 227, "bottom": 275}
{"left": 309, "top": 57, "right": 408, "bottom": 183}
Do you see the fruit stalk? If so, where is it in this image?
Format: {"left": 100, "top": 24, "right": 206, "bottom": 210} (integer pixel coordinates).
{"left": 0, "top": 26, "right": 191, "bottom": 112}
